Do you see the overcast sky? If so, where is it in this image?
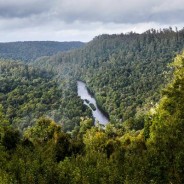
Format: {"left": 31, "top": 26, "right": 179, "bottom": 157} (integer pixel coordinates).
{"left": 0, "top": 0, "right": 184, "bottom": 42}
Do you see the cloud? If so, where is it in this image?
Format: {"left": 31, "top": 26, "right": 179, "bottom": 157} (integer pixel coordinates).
{"left": 0, "top": 0, "right": 52, "bottom": 18}
{"left": 1, "top": 0, "right": 184, "bottom": 23}
{"left": 48, "top": 0, "right": 184, "bottom": 24}
{"left": 0, "top": 0, "right": 183, "bottom": 42}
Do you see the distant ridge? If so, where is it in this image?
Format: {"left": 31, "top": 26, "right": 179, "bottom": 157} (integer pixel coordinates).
{"left": 0, "top": 41, "right": 85, "bottom": 62}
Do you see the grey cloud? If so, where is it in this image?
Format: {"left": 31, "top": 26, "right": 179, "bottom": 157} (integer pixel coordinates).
{"left": 148, "top": 10, "right": 184, "bottom": 24}
{"left": 0, "top": 0, "right": 52, "bottom": 18}
{"left": 0, "top": 0, "right": 184, "bottom": 42}
{"left": 51, "top": 0, "right": 184, "bottom": 24}
{"left": 0, "top": 0, "right": 184, "bottom": 24}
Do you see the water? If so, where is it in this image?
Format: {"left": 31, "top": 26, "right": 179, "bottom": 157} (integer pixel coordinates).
{"left": 77, "top": 81, "right": 109, "bottom": 125}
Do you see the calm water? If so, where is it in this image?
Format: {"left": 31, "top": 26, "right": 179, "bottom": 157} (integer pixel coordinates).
{"left": 77, "top": 81, "right": 109, "bottom": 125}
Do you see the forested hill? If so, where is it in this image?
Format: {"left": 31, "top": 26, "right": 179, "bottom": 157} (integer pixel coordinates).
{"left": 0, "top": 60, "right": 91, "bottom": 131}
{"left": 0, "top": 41, "right": 84, "bottom": 62}
{"left": 1, "top": 28, "right": 184, "bottom": 183}
{"left": 35, "top": 28, "right": 184, "bottom": 126}
{"left": 1, "top": 52, "right": 184, "bottom": 183}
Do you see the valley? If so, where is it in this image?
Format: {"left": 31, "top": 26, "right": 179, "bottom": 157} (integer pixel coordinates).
{"left": 1, "top": 28, "right": 184, "bottom": 183}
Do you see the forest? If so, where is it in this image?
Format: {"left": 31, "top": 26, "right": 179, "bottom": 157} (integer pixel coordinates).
{"left": 0, "top": 41, "right": 84, "bottom": 62}
{"left": 1, "top": 28, "right": 184, "bottom": 183}
{"left": 35, "top": 28, "right": 184, "bottom": 126}
{"left": 0, "top": 60, "right": 92, "bottom": 132}
{"left": 0, "top": 51, "right": 184, "bottom": 183}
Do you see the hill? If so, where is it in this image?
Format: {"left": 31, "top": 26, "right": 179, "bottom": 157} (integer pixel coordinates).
{"left": 0, "top": 60, "right": 91, "bottom": 131}
{"left": 0, "top": 41, "right": 84, "bottom": 62}
{"left": 34, "top": 28, "right": 184, "bottom": 127}
{"left": 1, "top": 52, "right": 184, "bottom": 183}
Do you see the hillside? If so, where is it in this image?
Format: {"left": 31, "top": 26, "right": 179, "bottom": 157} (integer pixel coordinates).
{"left": 1, "top": 52, "right": 184, "bottom": 183}
{"left": 35, "top": 28, "right": 184, "bottom": 127}
{"left": 0, "top": 60, "right": 91, "bottom": 131}
{"left": 0, "top": 41, "right": 84, "bottom": 62}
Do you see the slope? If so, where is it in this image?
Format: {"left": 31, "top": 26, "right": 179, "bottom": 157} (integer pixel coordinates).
{"left": 0, "top": 59, "right": 91, "bottom": 131}
{"left": 34, "top": 28, "right": 184, "bottom": 126}
{"left": 1, "top": 52, "right": 184, "bottom": 183}
{"left": 0, "top": 41, "right": 84, "bottom": 62}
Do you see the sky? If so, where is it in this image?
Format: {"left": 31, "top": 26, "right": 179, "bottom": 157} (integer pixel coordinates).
{"left": 0, "top": 0, "right": 184, "bottom": 42}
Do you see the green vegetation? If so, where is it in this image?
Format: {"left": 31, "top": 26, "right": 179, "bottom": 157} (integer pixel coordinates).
{"left": 1, "top": 52, "right": 184, "bottom": 183}
{"left": 35, "top": 28, "right": 184, "bottom": 125}
{"left": 0, "top": 60, "right": 91, "bottom": 131}
{"left": 0, "top": 41, "right": 84, "bottom": 62}
{"left": 1, "top": 29, "right": 184, "bottom": 183}
{"left": 84, "top": 99, "right": 90, "bottom": 104}
{"left": 89, "top": 103, "right": 96, "bottom": 111}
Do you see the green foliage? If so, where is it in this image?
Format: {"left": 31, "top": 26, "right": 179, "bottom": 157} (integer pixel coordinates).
{"left": 143, "top": 52, "right": 184, "bottom": 183}
{"left": 79, "top": 117, "right": 94, "bottom": 134}
{"left": 0, "top": 41, "right": 84, "bottom": 62}
{"left": 0, "top": 60, "right": 92, "bottom": 131}
{"left": 1, "top": 30, "right": 184, "bottom": 183}
{"left": 35, "top": 28, "right": 184, "bottom": 125}
{"left": 83, "top": 127, "right": 108, "bottom": 152}
{"left": 2, "top": 128, "right": 20, "bottom": 150}
{"left": 24, "top": 118, "right": 61, "bottom": 143}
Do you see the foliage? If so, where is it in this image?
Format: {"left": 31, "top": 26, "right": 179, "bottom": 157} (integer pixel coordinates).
{"left": 35, "top": 28, "right": 184, "bottom": 124}
{"left": 0, "top": 41, "right": 84, "bottom": 62}
{"left": 1, "top": 31, "right": 184, "bottom": 183}
{"left": 0, "top": 60, "right": 92, "bottom": 131}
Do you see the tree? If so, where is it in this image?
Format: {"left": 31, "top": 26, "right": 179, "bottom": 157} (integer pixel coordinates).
{"left": 145, "top": 52, "right": 184, "bottom": 183}
{"left": 24, "top": 117, "right": 61, "bottom": 144}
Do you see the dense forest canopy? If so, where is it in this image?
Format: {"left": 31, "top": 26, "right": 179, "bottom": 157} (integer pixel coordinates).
{"left": 0, "top": 41, "right": 84, "bottom": 62}
{"left": 0, "top": 60, "right": 92, "bottom": 131}
{"left": 35, "top": 28, "right": 184, "bottom": 126}
{"left": 1, "top": 28, "right": 184, "bottom": 183}
{"left": 1, "top": 51, "right": 184, "bottom": 183}
{"left": 1, "top": 28, "right": 184, "bottom": 132}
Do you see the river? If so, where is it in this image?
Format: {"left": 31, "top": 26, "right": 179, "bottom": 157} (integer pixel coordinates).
{"left": 77, "top": 81, "right": 109, "bottom": 125}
